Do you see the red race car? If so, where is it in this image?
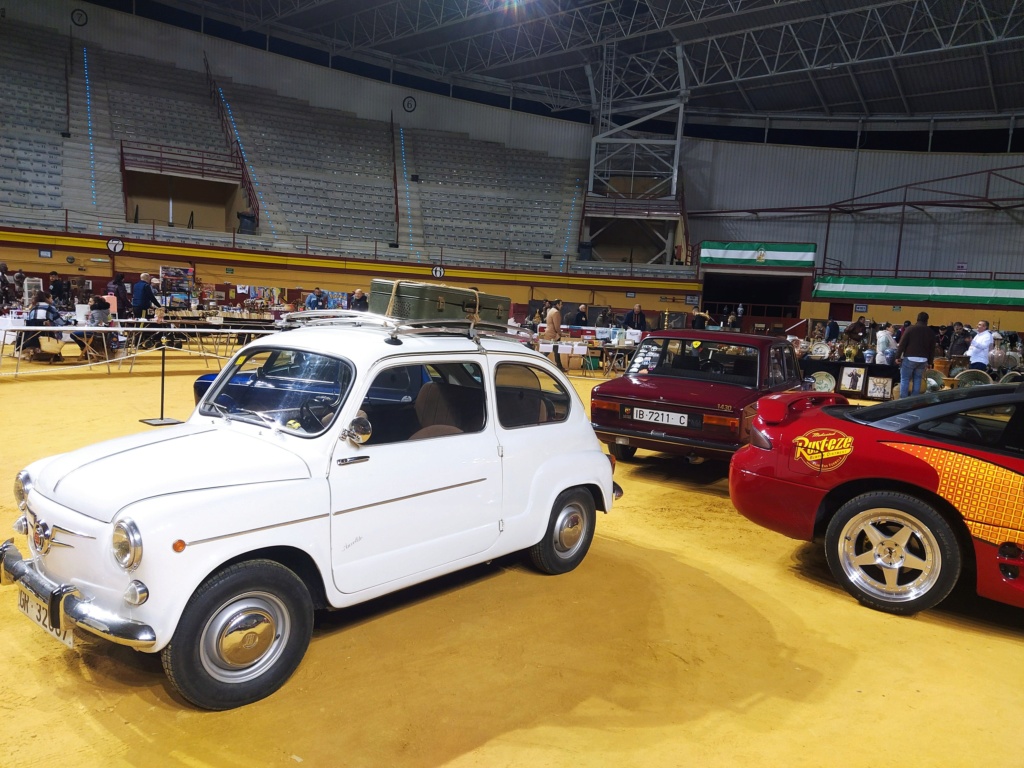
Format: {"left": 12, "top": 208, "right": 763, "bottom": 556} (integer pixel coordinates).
{"left": 730, "top": 384, "right": 1024, "bottom": 615}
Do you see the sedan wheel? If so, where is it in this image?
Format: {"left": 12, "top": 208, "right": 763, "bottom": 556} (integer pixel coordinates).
{"left": 609, "top": 443, "right": 637, "bottom": 461}
{"left": 825, "top": 492, "right": 961, "bottom": 616}
{"left": 162, "top": 559, "right": 313, "bottom": 710}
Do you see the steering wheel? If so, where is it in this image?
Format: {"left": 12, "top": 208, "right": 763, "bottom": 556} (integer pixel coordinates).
{"left": 299, "top": 394, "right": 337, "bottom": 432}
{"left": 952, "top": 416, "right": 984, "bottom": 443}
{"left": 700, "top": 360, "right": 725, "bottom": 375}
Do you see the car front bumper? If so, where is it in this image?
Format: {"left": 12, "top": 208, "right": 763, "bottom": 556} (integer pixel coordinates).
{"left": 1, "top": 538, "right": 157, "bottom": 650}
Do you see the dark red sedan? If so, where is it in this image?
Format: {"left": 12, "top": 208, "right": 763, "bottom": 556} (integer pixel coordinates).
{"left": 591, "top": 330, "right": 802, "bottom": 463}
{"left": 730, "top": 385, "right": 1024, "bottom": 615}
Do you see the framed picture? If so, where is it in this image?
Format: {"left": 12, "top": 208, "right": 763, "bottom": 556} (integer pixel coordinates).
{"left": 865, "top": 376, "right": 894, "bottom": 401}
{"left": 839, "top": 365, "right": 867, "bottom": 395}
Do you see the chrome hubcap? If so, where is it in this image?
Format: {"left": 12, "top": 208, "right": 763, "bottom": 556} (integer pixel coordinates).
{"left": 200, "top": 591, "right": 290, "bottom": 683}
{"left": 553, "top": 502, "right": 586, "bottom": 559}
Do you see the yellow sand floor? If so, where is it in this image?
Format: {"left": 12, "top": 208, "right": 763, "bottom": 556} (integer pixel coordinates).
{"left": 1, "top": 352, "right": 1022, "bottom": 767}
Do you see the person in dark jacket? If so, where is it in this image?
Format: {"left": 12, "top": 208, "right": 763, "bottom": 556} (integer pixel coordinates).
{"left": 896, "top": 311, "right": 936, "bottom": 398}
{"left": 947, "top": 322, "right": 970, "bottom": 358}
{"left": 824, "top": 318, "right": 840, "bottom": 342}
{"left": 349, "top": 288, "right": 369, "bottom": 312}
{"left": 106, "top": 273, "right": 130, "bottom": 317}
{"left": 623, "top": 303, "right": 647, "bottom": 331}
{"left": 131, "top": 273, "right": 161, "bottom": 318}
{"left": 572, "top": 304, "right": 588, "bottom": 326}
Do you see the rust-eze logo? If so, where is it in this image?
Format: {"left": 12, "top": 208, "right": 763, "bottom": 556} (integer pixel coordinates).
{"left": 793, "top": 428, "right": 854, "bottom": 471}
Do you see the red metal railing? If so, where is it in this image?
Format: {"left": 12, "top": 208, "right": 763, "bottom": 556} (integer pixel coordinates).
{"left": 203, "top": 51, "right": 260, "bottom": 228}
{"left": 120, "top": 141, "right": 241, "bottom": 180}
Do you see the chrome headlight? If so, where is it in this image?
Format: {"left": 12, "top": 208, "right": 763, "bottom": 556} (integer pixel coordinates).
{"left": 112, "top": 519, "right": 143, "bottom": 571}
{"left": 14, "top": 470, "right": 32, "bottom": 511}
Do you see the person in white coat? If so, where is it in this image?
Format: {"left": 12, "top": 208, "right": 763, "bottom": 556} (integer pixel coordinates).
{"left": 967, "top": 320, "right": 993, "bottom": 370}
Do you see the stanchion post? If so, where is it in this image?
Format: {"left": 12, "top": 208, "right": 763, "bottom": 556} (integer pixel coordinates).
{"left": 141, "top": 335, "right": 184, "bottom": 426}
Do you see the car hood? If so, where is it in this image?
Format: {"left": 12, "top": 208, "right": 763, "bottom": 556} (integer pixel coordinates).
{"left": 34, "top": 424, "right": 312, "bottom": 522}
{"left": 592, "top": 374, "right": 758, "bottom": 412}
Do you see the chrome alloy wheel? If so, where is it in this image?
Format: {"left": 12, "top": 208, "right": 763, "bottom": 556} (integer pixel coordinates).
{"left": 200, "top": 591, "right": 291, "bottom": 683}
{"left": 836, "top": 508, "right": 941, "bottom": 603}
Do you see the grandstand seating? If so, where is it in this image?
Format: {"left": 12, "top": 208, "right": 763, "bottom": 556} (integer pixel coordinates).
{"left": 0, "top": 18, "right": 688, "bottom": 278}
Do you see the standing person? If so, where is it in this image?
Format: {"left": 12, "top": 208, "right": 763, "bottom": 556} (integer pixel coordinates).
{"left": 893, "top": 320, "right": 911, "bottom": 343}
{"left": 48, "top": 271, "right": 65, "bottom": 307}
{"left": 947, "top": 321, "right": 970, "bottom": 358}
{"left": 690, "top": 305, "right": 710, "bottom": 330}
{"left": 967, "top": 320, "right": 993, "bottom": 370}
{"left": 349, "top": 288, "right": 369, "bottom": 312}
{"left": 595, "top": 308, "right": 611, "bottom": 328}
{"left": 106, "top": 273, "right": 130, "bottom": 317}
{"left": 623, "top": 303, "right": 647, "bottom": 331}
{"left": 542, "top": 299, "right": 564, "bottom": 370}
{"left": 844, "top": 316, "right": 867, "bottom": 342}
{"left": 896, "top": 312, "right": 936, "bottom": 398}
{"left": 572, "top": 304, "right": 588, "bottom": 326}
{"left": 875, "top": 322, "right": 897, "bottom": 365}
{"left": 131, "top": 273, "right": 161, "bottom": 319}
{"left": 0, "top": 262, "right": 13, "bottom": 304}
{"left": 824, "top": 317, "right": 840, "bottom": 342}
{"left": 304, "top": 287, "right": 327, "bottom": 310}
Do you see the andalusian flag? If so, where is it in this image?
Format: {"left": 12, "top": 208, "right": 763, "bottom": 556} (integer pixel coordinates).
{"left": 700, "top": 242, "right": 816, "bottom": 268}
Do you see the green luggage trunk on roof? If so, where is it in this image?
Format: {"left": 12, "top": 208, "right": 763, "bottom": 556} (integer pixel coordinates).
{"left": 369, "top": 279, "right": 511, "bottom": 324}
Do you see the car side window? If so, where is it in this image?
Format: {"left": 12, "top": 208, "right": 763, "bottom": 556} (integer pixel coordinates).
{"left": 360, "top": 362, "right": 486, "bottom": 444}
{"left": 782, "top": 345, "right": 799, "bottom": 382}
{"left": 913, "top": 404, "right": 1016, "bottom": 450}
{"left": 768, "top": 347, "right": 787, "bottom": 386}
{"left": 495, "top": 363, "right": 570, "bottom": 428}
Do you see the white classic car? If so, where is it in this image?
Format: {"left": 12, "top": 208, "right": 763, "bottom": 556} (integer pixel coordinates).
{"left": 2, "top": 318, "right": 619, "bottom": 709}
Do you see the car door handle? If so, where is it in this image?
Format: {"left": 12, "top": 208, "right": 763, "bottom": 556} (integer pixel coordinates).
{"left": 336, "top": 456, "right": 370, "bottom": 466}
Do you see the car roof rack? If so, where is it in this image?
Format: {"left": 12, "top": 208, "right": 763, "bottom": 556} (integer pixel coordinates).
{"left": 281, "top": 309, "right": 532, "bottom": 346}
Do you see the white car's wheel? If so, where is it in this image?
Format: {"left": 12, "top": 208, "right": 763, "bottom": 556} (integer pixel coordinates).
{"left": 162, "top": 559, "right": 313, "bottom": 710}
{"left": 529, "top": 488, "right": 596, "bottom": 575}
{"left": 824, "top": 492, "right": 962, "bottom": 616}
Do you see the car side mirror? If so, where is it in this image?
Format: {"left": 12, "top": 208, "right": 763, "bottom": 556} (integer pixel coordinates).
{"left": 342, "top": 416, "right": 372, "bottom": 445}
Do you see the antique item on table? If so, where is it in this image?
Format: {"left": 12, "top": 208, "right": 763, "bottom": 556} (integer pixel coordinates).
{"left": 948, "top": 355, "right": 969, "bottom": 378}
{"left": 999, "top": 371, "right": 1023, "bottom": 384}
{"left": 1005, "top": 351, "right": 1020, "bottom": 370}
{"left": 810, "top": 370, "right": 836, "bottom": 392}
{"left": 955, "top": 369, "right": 993, "bottom": 389}
{"left": 923, "top": 369, "right": 945, "bottom": 392}
{"left": 865, "top": 375, "right": 894, "bottom": 401}
{"left": 838, "top": 365, "right": 867, "bottom": 395}
{"left": 809, "top": 342, "right": 830, "bottom": 359}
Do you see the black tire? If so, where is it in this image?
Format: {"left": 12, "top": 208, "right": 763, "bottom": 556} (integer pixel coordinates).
{"left": 824, "top": 492, "right": 962, "bottom": 616}
{"left": 161, "top": 559, "right": 313, "bottom": 710}
{"left": 608, "top": 443, "right": 637, "bottom": 461}
{"left": 529, "top": 488, "right": 596, "bottom": 575}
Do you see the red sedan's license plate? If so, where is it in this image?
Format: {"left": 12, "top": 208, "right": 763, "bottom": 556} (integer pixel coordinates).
{"left": 631, "top": 407, "right": 688, "bottom": 427}
{"left": 18, "top": 586, "right": 75, "bottom": 649}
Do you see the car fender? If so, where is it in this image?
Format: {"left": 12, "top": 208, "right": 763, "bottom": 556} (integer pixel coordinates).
{"left": 498, "top": 449, "right": 612, "bottom": 553}
{"left": 119, "top": 478, "right": 332, "bottom": 650}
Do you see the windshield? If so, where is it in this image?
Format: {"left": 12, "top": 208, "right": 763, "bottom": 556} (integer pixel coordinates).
{"left": 847, "top": 384, "right": 1017, "bottom": 424}
{"left": 626, "top": 337, "right": 760, "bottom": 387}
{"left": 200, "top": 348, "right": 354, "bottom": 435}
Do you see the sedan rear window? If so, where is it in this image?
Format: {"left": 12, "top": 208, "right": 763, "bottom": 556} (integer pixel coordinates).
{"left": 627, "top": 338, "right": 760, "bottom": 387}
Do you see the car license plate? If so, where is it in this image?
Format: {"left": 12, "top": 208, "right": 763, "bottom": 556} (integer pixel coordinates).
{"left": 18, "top": 585, "right": 75, "bottom": 649}
{"left": 631, "top": 407, "right": 688, "bottom": 427}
